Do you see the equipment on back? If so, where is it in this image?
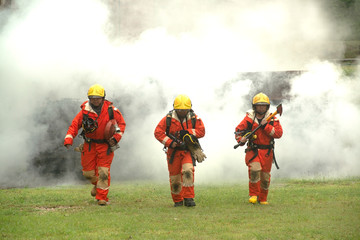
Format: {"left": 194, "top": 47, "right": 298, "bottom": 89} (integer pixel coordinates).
{"left": 88, "top": 84, "right": 106, "bottom": 98}
{"left": 104, "top": 120, "right": 120, "bottom": 140}
{"left": 104, "top": 105, "right": 120, "bottom": 140}
{"left": 104, "top": 105, "right": 120, "bottom": 152}
{"left": 173, "top": 94, "right": 192, "bottom": 109}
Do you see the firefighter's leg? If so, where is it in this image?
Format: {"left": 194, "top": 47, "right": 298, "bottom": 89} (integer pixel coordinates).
{"left": 181, "top": 153, "right": 195, "bottom": 207}
{"left": 259, "top": 171, "right": 271, "bottom": 203}
{"left": 181, "top": 162, "right": 195, "bottom": 198}
{"left": 168, "top": 151, "right": 183, "bottom": 203}
{"left": 83, "top": 169, "right": 97, "bottom": 197}
{"left": 96, "top": 146, "right": 114, "bottom": 204}
{"left": 81, "top": 143, "right": 98, "bottom": 197}
{"left": 259, "top": 153, "right": 273, "bottom": 204}
{"left": 83, "top": 170, "right": 97, "bottom": 184}
{"left": 182, "top": 163, "right": 194, "bottom": 187}
{"left": 170, "top": 174, "right": 182, "bottom": 195}
{"left": 96, "top": 167, "right": 110, "bottom": 203}
{"left": 248, "top": 161, "right": 261, "bottom": 203}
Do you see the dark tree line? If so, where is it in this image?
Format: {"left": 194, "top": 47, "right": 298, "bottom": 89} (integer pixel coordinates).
{"left": 325, "top": 0, "right": 360, "bottom": 40}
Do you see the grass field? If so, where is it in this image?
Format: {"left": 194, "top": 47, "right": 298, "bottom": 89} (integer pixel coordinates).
{"left": 1, "top": 178, "right": 359, "bottom": 240}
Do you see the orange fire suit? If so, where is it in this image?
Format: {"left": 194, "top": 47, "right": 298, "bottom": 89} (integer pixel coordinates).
{"left": 154, "top": 110, "right": 205, "bottom": 203}
{"left": 235, "top": 109, "right": 282, "bottom": 202}
{"left": 64, "top": 100, "right": 126, "bottom": 202}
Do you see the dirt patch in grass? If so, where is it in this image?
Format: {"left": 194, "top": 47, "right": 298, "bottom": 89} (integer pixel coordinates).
{"left": 34, "top": 205, "right": 79, "bottom": 214}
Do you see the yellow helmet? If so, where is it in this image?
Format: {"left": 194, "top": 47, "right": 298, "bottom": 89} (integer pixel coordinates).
{"left": 88, "top": 84, "right": 105, "bottom": 98}
{"left": 173, "top": 94, "right": 192, "bottom": 109}
{"left": 252, "top": 92, "right": 270, "bottom": 105}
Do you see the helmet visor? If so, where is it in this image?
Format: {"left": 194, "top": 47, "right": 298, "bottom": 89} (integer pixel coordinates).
{"left": 88, "top": 95, "right": 103, "bottom": 99}
{"left": 254, "top": 102, "right": 269, "bottom": 105}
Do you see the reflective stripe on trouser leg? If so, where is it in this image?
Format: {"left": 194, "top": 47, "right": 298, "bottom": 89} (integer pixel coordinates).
{"left": 259, "top": 171, "right": 271, "bottom": 202}
{"left": 96, "top": 167, "right": 110, "bottom": 201}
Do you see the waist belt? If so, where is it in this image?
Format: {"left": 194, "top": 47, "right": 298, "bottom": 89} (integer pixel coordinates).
{"left": 245, "top": 142, "right": 273, "bottom": 162}
{"left": 168, "top": 144, "right": 198, "bottom": 166}
{"left": 245, "top": 141, "right": 279, "bottom": 169}
{"left": 80, "top": 131, "right": 111, "bottom": 154}
{"left": 174, "top": 145, "right": 188, "bottom": 151}
{"left": 245, "top": 144, "right": 272, "bottom": 151}
{"left": 81, "top": 131, "right": 107, "bottom": 144}
{"left": 86, "top": 138, "right": 107, "bottom": 144}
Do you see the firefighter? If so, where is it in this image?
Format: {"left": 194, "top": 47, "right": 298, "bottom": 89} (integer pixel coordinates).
{"left": 64, "top": 84, "right": 126, "bottom": 206}
{"left": 235, "top": 93, "right": 283, "bottom": 205}
{"left": 154, "top": 94, "right": 206, "bottom": 207}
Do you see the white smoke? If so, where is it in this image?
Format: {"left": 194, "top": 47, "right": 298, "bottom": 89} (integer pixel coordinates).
{"left": 0, "top": 0, "right": 359, "bottom": 187}
{"left": 276, "top": 62, "right": 360, "bottom": 179}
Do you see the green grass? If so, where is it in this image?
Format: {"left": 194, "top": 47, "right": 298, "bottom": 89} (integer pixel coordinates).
{"left": 1, "top": 178, "right": 359, "bottom": 240}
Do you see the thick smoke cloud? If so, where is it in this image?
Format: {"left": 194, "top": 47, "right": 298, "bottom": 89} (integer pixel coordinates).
{"left": 0, "top": 0, "right": 359, "bottom": 187}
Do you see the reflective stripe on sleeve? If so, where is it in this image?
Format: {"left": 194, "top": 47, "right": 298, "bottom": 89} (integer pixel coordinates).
{"left": 65, "top": 134, "right": 73, "bottom": 139}
{"left": 162, "top": 136, "right": 170, "bottom": 145}
{"left": 269, "top": 127, "right": 275, "bottom": 136}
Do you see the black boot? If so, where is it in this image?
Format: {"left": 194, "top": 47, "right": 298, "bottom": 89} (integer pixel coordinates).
{"left": 184, "top": 198, "right": 196, "bottom": 207}
{"left": 174, "top": 201, "right": 183, "bottom": 207}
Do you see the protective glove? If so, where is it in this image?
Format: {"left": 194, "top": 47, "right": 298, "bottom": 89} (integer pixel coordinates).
{"left": 182, "top": 134, "right": 206, "bottom": 163}
{"left": 74, "top": 143, "right": 84, "bottom": 152}
{"left": 108, "top": 137, "right": 118, "bottom": 147}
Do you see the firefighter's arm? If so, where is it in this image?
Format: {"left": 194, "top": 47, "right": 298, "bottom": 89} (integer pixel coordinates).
{"left": 263, "top": 118, "right": 283, "bottom": 138}
{"left": 64, "top": 111, "right": 83, "bottom": 147}
{"left": 189, "top": 117, "right": 205, "bottom": 139}
{"left": 154, "top": 117, "right": 173, "bottom": 148}
{"left": 112, "top": 108, "right": 126, "bottom": 143}
{"left": 235, "top": 118, "right": 249, "bottom": 143}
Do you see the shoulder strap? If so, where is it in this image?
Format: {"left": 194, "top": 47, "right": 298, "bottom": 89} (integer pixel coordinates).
{"left": 165, "top": 110, "right": 173, "bottom": 135}
{"left": 246, "top": 121, "right": 252, "bottom": 130}
{"left": 108, "top": 105, "right": 114, "bottom": 120}
{"left": 166, "top": 110, "right": 197, "bottom": 135}
{"left": 190, "top": 110, "right": 196, "bottom": 128}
